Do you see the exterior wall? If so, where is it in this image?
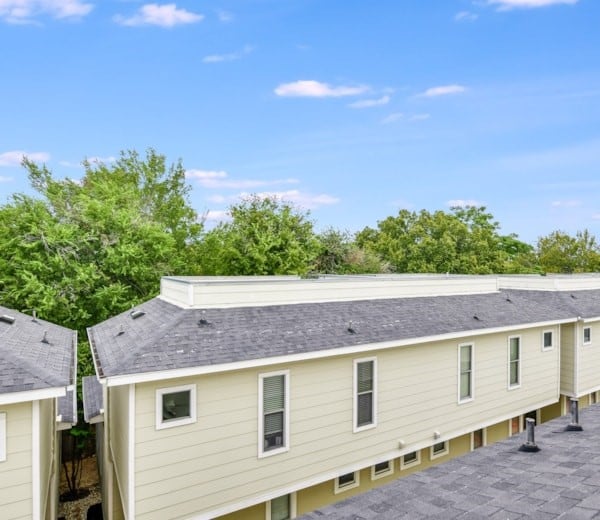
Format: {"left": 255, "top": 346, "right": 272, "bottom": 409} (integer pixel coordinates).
{"left": 560, "top": 323, "right": 575, "bottom": 395}
{"left": 108, "top": 384, "right": 130, "bottom": 519}
{"left": 131, "top": 324, "right": 560, "bottom": 519}
{"left": 0, "top": 401, "right": 33, "bottom": 520}
{"left": 577, "top": 322, "right": 600, "bottom": 395}
{"left": 38, "top": 399, "right": 54, "bottom": 520}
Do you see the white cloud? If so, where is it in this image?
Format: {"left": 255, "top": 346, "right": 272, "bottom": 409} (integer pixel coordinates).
{"left": 0, "top": 150, "right": 50, "bottom": 166}
{"left": 115, "top": 3, "right": 203, "bottom": 27}
{"left": 274, "top": 80, "right": 369, "bottom": 98}
{"left": 409, "top": 113, "right": 431, "bottom": 121}
{"left": 420, "top": 84, "right": 467, "bottom": 97}
{"left": 454, "top": 11, "right": 478, "bottom": 21}
{"left": 0, "top": 0, "right": 92, "bottom": 23}
{"left": 204, "top": 210, "right": 231, "bottom": 222}
{"left": 216, "top": 9, "right": 232, "bottom": 22}
{"left": 186, "top": 169, "right": 299, "bottom": 189}
{"left": 0, "top": 175, "right": 13, "bottom": 182}
{"left": 488, "top": 0, "right": 578, "bottom": 10}
{"left": 239, "top": 190, "right": 340, "bottom": 210}
{"left": 447, "top": 199, "right": 483, "bottom": 208}
{"left": 381, "top": 112, "right": 403, "bottom": 124}
{"left": 551, "top": 200, "right": 582, "bottom": 208}
{"left": 203, "top": 45, "right": 254, "bottom": 64}
{"left": 592, "top": 213, "right": 600, "bottom": 221}
{"left": 348, "top": 95, "right": 390, "bottom": 109}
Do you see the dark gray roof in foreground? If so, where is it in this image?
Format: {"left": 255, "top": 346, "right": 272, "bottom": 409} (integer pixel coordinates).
{"left": 57, "top": 389, "right": 76, "bottom": 424}
{"left": 0, "top": 305, "right": 76, "bottom": 393}
{"left": 82, "top": 376, "right": 103, "bottom": 423}
{"left": 87, "top": 289, "right": 600, "bottom": 379}
{"left": 300, "top": 405, "right": 600, "bottom": 519}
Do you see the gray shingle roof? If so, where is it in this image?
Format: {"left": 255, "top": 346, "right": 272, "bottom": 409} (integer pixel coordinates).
{"left": 57, "top": 389, "right": 76, "bottom": 424}
{"left": 0, "top": 305, "right": 76, "bottom": 394}
{"left": 82, "top": 376, "right": 103, "bottom": 423}
{"left": 300, "top": 405, "right": 600, "bottom": 519}
{"left": 87, "top": 289, "right": 600, "bottom": 379}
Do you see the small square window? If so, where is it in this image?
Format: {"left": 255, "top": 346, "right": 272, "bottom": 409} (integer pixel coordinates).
{"left": 334, "top": 471, "right": 359, "bottom": 494}
{"left": 430, "top": 441, "right": 449, "bottom": 460}
{"left": 371, "top": 460, "right": 393, "bottom": 480}
{"left": 543, "top": 331, "right": 554, "bottom": 350}
{"left": 584, "top": 327, "right": 592, "bottom": 345}
{"left": 155, "top": 384, "right": 196, "bottom": 430}
{"left": 400, "top": 450, "right": 421, "bottom": 469}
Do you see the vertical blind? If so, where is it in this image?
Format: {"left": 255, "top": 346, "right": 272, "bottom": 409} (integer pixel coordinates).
{"left": 264, "top": 375, "right": 285, "bottom": 450}
{"left": 356, "top": 361, "right": 373, "bottom": 426}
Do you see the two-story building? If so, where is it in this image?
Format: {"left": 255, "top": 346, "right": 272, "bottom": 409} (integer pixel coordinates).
{"left": 86, "top": 274, "right": 600, "bottom": 520}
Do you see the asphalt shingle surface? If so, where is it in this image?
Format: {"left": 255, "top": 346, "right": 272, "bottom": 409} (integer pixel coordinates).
{"left": 57, "top": 389, "right": 76, "bottom": 424}
{"left": 0, "top": 305, "right": 76, "bottom": 393}
{"left": 300, "top": 405, "right": 600, "bottom": 519}
{"left": 88, "top": 289, "right": 600, "bottom": 378}
{"left": 82, "top": 375, "right": 103, "bottom": 422}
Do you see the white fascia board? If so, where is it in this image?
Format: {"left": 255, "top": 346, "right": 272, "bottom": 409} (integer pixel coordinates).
{"left": 104, "top": 317, "right": 576, "bottom": 387}
{"left": 0, "top": 387, "right": 66, "bottom": 405}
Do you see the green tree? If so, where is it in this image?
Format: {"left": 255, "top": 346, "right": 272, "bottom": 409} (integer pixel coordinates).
{"left": 198, "top": 196, "right": 320, "bottom": 275}
{"left": 537, "top": 230, "right": 600, "bottom": 273}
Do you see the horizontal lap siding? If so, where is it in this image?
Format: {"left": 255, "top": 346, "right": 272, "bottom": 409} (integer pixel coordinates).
{"left": 561, "top": 323, "right": 575, "bottom": 394}
{"left": 133, "top": 326, "right": 559, "bottom": 519}
{"left": 0, "top": 402, "right": 32, "bottom": 519}
{"left": 578, "top": 323, "right": 600, "bottom": 393}
{"left": 109, "top": 385, "right": 130, "bottom": 517}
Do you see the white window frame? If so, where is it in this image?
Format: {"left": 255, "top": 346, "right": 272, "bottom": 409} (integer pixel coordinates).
{"left": 508, "top": 335, "right": 521, "bottom": 390}
{"left": 371, "top": 460, "right": 394, "bottom": 480}
{"left": 0, "top": 412, "right": 5, "bottom": 462}
{"left": 430, "top": 441, "right": 449, "bottom": 460}
{"left": 583, "top": 326, "right": 592, "bottom": 345}
{"left": 258, "top": 370, "right": 290, "bottom": 458}
{"left": 155, "top": 384, "right": 197, "bottom": 430}
{"left": 458, "top": 343, "right": 474, "bottom": 403}
{"left": 334, "top": 471, "right": 360, "bottom": 494}
{"left": 542, "top": 330, "right": 554, "bottom": 351}
{"left": 266, "top": 492, "right": 296, "bottom": 520}
{"left": 400, "top": 450, "right": 421, "bottom": 470}
{"left": 470, "top": 428, "right": 486, "bottom": 451}
{"left": 353, "top": 357, "right": 377, "bottom": 433}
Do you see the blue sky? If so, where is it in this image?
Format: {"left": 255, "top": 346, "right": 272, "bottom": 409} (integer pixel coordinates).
{"left": 1, "top": 0, "right": 599, "bottom": 244}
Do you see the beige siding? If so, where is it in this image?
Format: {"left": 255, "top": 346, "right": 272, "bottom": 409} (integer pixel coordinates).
{"left": 0, "top": 402, "right": 33, "bottom": 520}
{"left": 38, "top": 399, "right": 54, "bottom": 519}
{"left": 109, "top": 385, "right": 130, "bottom": 518}
{"left": 131, "top": 325, "right": 559, "bottom": 519}
{"left": 578, "top": 323, "right": 600, "bottom": 395}
{"left": 560, "top": 323, "right": 576, "bottom": 395}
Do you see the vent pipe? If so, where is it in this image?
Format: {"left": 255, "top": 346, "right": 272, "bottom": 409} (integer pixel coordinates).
{"left": 518, "top": 418, "right": 540, "bottom": 452}
{"left": 565, "top": 398, "right": 583, "bottom": 431}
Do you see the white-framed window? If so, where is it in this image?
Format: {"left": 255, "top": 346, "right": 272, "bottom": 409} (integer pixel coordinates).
{"left": 430, "top": 441, "right": 449, "bottom": 460}
{"left": 583, "top": 326, "right": 592, "bottom": 345}
{"left": 471, "top": 428, "right": 486, "bottom": 450}
{"left": 266, "top": 493, "right": 296, "bottom": 520}
{"left": 371, "top": 460, "right": 394, "bottom": 480}
{"left": 458, "top": 343, "right": 474, "bottom": 403}
{"left": 400, "top": 450, "right": 421, "bottom": 470}
{"left": 334, "top": 471, "right": 360, "bottom": 494}
{"left": 542, "top": 330, "right": 554, "bottom": 351}
{"left": 259, "top": 370, "right": 290, "bottom": 458}
{"left": 155, "top": 384, "right": 197, "bottom": 430}
{"left": 508, "top": 336, "right": 521, "bottom": 389}
{"left": 0, "top": 412, "right": 5, "bottom": 462}
{"left": 353, "top": 357, "right": 377, "bottom": 432}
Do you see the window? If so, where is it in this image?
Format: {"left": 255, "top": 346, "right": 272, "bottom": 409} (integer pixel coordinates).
{"left": 259, "top": 371, "right": 289, "bottom": 457}
{"left": 400, "top": 450, "right": 421, "bottom": 470}
{"left": 584, "top": 327, "right": 592, "bottom": 345}
{"left": 430, "top": 441, "right": 449, "bottom": 459}
{"left": 542, "top": 330, "right": 554, "bottom": 351}
{"left": 458, "top": 343, "right": 473, "bottom": 402}
{"left": 510, "top": 416, "right": 520, "bottom": 436}
{"left": 354, "top": 358, "right": 377, "bottom": 432}
{"left": 508, "top": 336, "right": 521, "bottom": 388}
{"left": 334, "top": 471, "right": 360, "bottom": 494}
{"left": 371, "top": 460, "right": 393, "bottom": 480}
{"left": 267, "top": 493, "right": 296, "bottom": 520}
{"left": 155, "top": 384, "right": 196, "bottom": 430}
{"left": 472, "top": 429, "right": 485, "bottom": 450}
{"left": 0, "top": 412, "right": 5, "bottom": 462}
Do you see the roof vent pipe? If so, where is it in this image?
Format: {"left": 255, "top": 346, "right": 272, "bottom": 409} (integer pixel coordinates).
{"left": 518, "top": 418, "right": 540, "bottom": 452}
{"left": 565, "top": 397, "right": 583, "bottom": 432}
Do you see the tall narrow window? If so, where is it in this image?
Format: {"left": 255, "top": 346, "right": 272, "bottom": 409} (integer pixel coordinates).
{"left": 509, "top": 336, "right": 521, "bottom": 388}
{"left": 542, "top": 331, "right": 554, "bottom": 351}
{"left": 459, "top": 344, "right": 473, "bottom": 402}
{"left": 354, "top": 358, "right": 377, "bottom": 432}
{"left": 0, "top": 412, "right": 5, "bottom": 462}
{"left": 584, "top": 327, "right": 592, "bottom": 345}
{"left": 259, "top": 371, "right": 289, "bottom": 457}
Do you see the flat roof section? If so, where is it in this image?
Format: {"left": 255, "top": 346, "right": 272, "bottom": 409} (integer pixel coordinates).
{"left": 300, "top": 405, "right": 600, "bottom": 519}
